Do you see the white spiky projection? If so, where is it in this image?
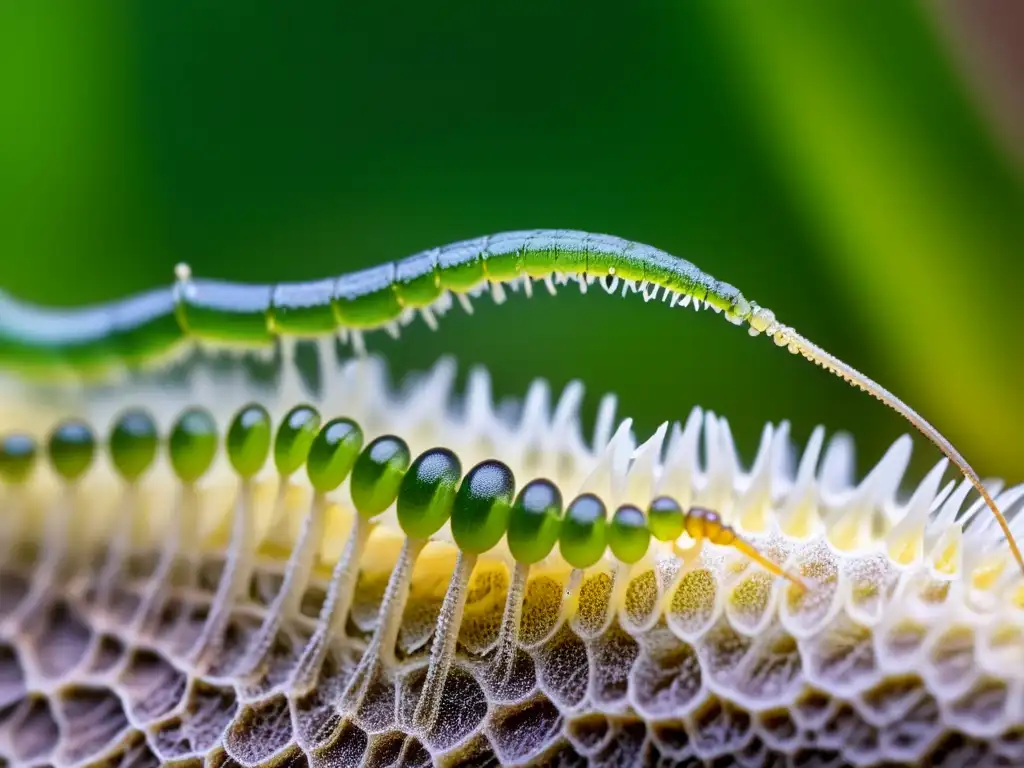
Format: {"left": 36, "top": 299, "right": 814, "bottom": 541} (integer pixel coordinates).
{"left": 1, "top": 331, "right": 1023, "bottom": 766}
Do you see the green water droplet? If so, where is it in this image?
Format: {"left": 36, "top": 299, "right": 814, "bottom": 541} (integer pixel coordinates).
{"left": 351, "top": 434, "right": 411, "bottom": 518}
{"left": 274, "top": 405, "right": 321, "bottom": 476}
{"left": 169, "top": 408, "right": 218, "bottom": 482}
{"left": 306, "top": 417, "right": 363, "bottom": 492}
{"left": 559, "top": 493, "right": 607, "bottom": 569}
{"left": 109, "top": 409, "right": 158, "bottom": 482}
{"left": 227, "top": 404, "right": 272, "bottom": 478}
{"left": 48, "top": 420, "right": 96, "bottom": 482}
{"left": 507, "top": 478, "right": 563, "bottom": 564}
{"left": 0, "top": 433, "right": 37, "bottom": 484}
{"left": 647, "top": 496, "right": 684, "bottom": 542}
{"left": 451, "top": 459, "right": 516, "bottom": 554}
{"left": 609, "top": 504, "right": 650, "bottom": 564}
{"left": 397, "top": 447, "right": 461, "bottom": 540}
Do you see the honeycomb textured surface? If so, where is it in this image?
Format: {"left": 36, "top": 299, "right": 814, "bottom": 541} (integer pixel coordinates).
{"left": 2, "top": 536, "right": 1023, "bottom": 768}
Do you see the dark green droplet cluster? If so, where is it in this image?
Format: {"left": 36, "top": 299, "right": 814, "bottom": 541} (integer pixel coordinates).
{"left": 0, "top": 406, "right": 726, "bottom": 571}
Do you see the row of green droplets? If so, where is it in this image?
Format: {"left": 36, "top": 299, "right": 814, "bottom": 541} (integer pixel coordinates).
{"left": 1, "top": 407, "right": 697, "bottom": 567}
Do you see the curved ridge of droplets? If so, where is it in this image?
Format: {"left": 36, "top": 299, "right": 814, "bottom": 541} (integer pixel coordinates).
{"left": 2, "top": 342, "right": 1021, "bottom": 585}
{"left": 4, "top": 348, "right": 1024, "bottom": 765}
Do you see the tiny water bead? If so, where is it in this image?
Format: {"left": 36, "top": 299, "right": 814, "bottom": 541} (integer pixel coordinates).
{"left": 226, "top": 404, "right": 272, "bottom": 478}
{"left": 0, "top": 433, "right": 37, "bottom": 484}
{"left": 109, "top": 408, "right": 158, "bottom": 481}
{"left": 273, "top": 404, "right": 321, "bottom": 476}
{"left": 647, "top": 495, "right": 684, "bottom": 542}
{"left": 48, "top": 420, "right": 96, "bottom": 481}
{"left": 169, "top": 407, "right": 218, "bottom": 483}
{"left": 350, "top": 434, "right": 411, "bottom": 518}
{"left": 609, "top": 504, "right": 650, "bottom": 564}
{"left": 559, "top": 492, "right": 607, "bottom": 569}
{"left": 306, "top": 418, "right": 364, "bottom": 492}
{"left": 451, "top": 459, "right": 516, "bottom": 555}
{"left": 397, "top": 447, "right": 462, "bottom": 540}
{"left": 507, "top": 478, "right": 563, "bottom": 564}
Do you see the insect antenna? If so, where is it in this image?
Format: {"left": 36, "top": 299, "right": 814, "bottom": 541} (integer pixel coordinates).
{"left": 754, "top": 311, "right": 1024, "bottom": 578}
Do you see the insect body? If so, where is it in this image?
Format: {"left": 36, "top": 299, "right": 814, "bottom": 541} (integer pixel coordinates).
{"left": 1, "top": 229, "right": 1018, "bottom": 577}
{"left": 0, "top": 231, "right": 750, "bottom": 371}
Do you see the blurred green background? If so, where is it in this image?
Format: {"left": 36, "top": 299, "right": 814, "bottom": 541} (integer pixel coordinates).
{"left": 1, "top": 1, "right": 1022, "bottom": 482}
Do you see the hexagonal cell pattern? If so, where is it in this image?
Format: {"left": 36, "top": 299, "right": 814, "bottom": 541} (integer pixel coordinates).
{"left": 1, "top": 529, "right": 1022, "bottom": 768}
